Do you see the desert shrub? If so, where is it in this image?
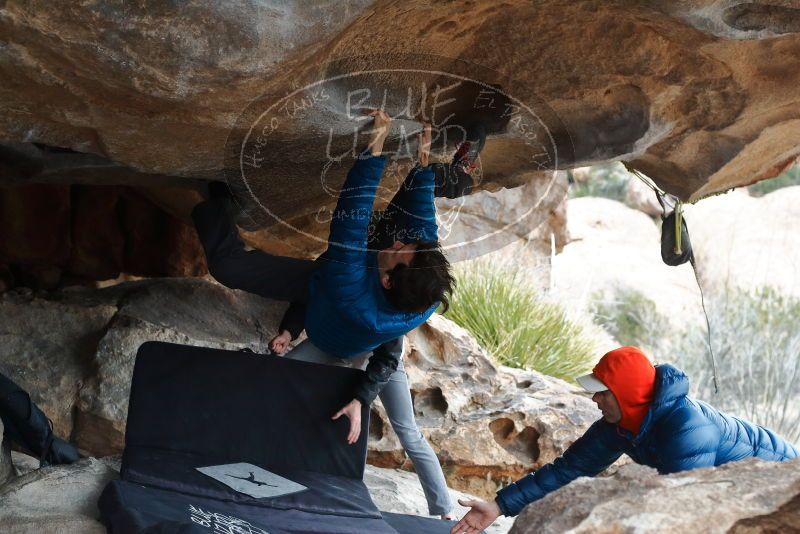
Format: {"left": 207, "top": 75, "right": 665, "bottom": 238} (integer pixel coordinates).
{"left": 591, "top": 287, "right": 669, "bottom": 352}
{"left": 748, "top": 163, "right": 800, "bottom": 197}
{"left": 671, "top": 287, "right": 800, "bottom": 444}
{"left": 569, "top": 162, "right": 632, "bottom": 202}
{"left": 444, "top": 259, "right": 596, "bottom": 380}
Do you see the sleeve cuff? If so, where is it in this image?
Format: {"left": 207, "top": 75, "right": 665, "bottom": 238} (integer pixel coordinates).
{"left": 494, "top": 495, "right": 511, "bottom": 517}
{"left": 353, "top": 391, "right": 373, "bottom": 406}
{"left": 358, "top": 148, "right": 387, "bottom": 162}
{"left": 495, "top": 482, "right": 525, "bottom": 517}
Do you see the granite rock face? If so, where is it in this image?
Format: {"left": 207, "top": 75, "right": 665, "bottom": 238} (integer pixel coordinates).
{"left": 509, "top": 458, "right": 800, "bottom": 534}
{"left": 4, "top": 1, "right": 797, "bottom": 288}
{"left": 0, "top": 456, "right": 118, "bottom": 534}
{"left": 0, "top": 279, "right": 283, "bottom": 454}
{"left": 0, "top": 289, "right": 118, "bottom": 439}
{"left": 1, "top": 0, "right": 798, "bottom": 204}
{"left": 370, "top": 314, "right": 599, "bottom": 498}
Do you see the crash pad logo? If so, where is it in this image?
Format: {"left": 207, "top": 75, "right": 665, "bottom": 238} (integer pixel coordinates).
{"left": 224, "top": 54, "right": 573, "bottom": 261}
{"left": 189, "top": 504, "right": 269, "bottom": 534}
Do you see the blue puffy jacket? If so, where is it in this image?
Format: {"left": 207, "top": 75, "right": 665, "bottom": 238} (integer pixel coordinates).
{"left": 496, "top": 364, "right": 799, "bottom": 516}
{"left": 304, "top": 152, "right": 439, "bottom": 357}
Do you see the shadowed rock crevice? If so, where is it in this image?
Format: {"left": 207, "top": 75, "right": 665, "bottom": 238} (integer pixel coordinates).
{"left": 489, "top": 418, "right": 541, "bottom": 464}
{"left": 369, "top": 407, "right": 384, "bottom": 441}
{"left": 728, "top": 490, "right": 800, "bottom": 533}
{"left": 724, "top": 3, "right": 800, "bottom": 34}
{"left": 560, "top": 84, "right": 650, "bottom": 165}
{"left": 411, "top": 387, "right": 448, "bottom": 424}
{"left": 0, "top": 142, "right": 197, "bottom": 188}
{"left": 0, "top": 182, "right": 207, "bottom": 290}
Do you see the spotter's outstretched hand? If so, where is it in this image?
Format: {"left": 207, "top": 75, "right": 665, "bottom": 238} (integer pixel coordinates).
{"left": 450, "top": 499, "right": 501, "bottom": 534}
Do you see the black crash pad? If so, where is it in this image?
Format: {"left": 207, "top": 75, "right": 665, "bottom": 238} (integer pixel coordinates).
{"left": 99, "top": 341, "right": 458, "bottom": 533}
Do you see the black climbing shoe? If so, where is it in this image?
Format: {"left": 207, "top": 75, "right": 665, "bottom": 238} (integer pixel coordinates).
{"left": 433, "top": 123, "right": 486, "bottom": 199}
{"left": 451, "top": 123, "right": 486, "bottom": 175}
{"left": 207, "top": 180, "right": 233, "bottom": 201}
{"left": 0, "top": 372, "right": 80, "bottom": 467}
{"left": 47, "top": 435, "right": 80, "bottom": 465}
{"left": 206, "top": 180, "right": 262, "bottom": 232}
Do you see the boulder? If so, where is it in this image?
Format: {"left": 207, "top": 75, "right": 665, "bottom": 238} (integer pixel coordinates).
{"left": 0, "top": 279, "right": 598, "bottom": 497}
{"left": 510, "top": 458, "right": 800, "bottom": 534}
{"left": 0, "top": 288, "right": 118, "bottom": 439}
{"left": 73, "top": 278, "right": 286, "bottom": 455}
{"left": 437, "top": 171, "right": 569, "bottom": 264}
{"left": 0, "top": 457, "right": 118, "bottom": 534}
{"left": 1, "top": 1, "right": 799, "bottom": 203}
{"left": 11, "top": 451, "right": 40, "bottom": 477}
{"left": 371, "top": 314, "right": 599, "bottom": 498}
{"left": 624, "top": 176, "right": 663, "bottom": 217}
{"left": 365, "top": 465, "right": 514, "bottom": 534}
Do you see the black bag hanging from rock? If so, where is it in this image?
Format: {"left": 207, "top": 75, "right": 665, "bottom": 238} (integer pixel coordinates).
{"left": 622, "top": 161, "right": 694, "bottom": 267}
{"left": 661, "top": 207, "right": 694, "bottom": 266}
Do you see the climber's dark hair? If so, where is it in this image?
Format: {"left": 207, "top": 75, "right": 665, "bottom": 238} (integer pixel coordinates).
{"left": 384, "top": 241, "right": 455, "bottom": 313}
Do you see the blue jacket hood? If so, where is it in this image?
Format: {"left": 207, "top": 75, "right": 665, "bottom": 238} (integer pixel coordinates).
{"left": 638, "top": 364, "right": 690, "bottom": 436}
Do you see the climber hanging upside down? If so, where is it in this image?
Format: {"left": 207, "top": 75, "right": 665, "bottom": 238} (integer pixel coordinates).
{"left": 191, "top": 109, "right": 486, "bottom": 519}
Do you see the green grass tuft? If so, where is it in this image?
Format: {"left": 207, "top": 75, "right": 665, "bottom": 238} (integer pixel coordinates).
{"left": 442, "top": 260, "right": 596, "bottom": 380}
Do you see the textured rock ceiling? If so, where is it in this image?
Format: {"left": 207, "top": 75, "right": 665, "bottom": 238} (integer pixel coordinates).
{"left": 1, "top": 0, "right": 799, "bottom": 207}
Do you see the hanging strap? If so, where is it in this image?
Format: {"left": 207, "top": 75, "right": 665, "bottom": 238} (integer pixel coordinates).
{"left": 689, "top": 255, "right": 719, "bottom": 394}
{"left": 622, "top": 162, "right": 720, "bottom": 393}
{"left": 673, "top": 201, "right": 683, "bottom": 255}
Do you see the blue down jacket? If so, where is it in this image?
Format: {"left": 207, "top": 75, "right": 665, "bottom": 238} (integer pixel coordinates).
{"left": 496, "top": 364, "right": 799, "bottom": 516}
{"left": 304, "top": 152, "right": 438, "bottom": 357}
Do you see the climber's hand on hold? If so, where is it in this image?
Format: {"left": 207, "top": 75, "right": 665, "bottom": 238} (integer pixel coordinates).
{"left": 417, "top": 122, "right": 432, "bottom": 167}
{"left": 367, "top": 109, "right": 391, "bottom": 156}
{"left": 268, "top": 330, "right": 292, "bottom": 355}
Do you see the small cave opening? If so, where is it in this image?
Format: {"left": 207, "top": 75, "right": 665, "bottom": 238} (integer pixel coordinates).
{"left": 0, "top": 142, "right": 215, "bottom": 294}
{"left": 369, "top": 408, "right": 384, "bottom": 441}
{"left": 489, "top": 417, "right": 541, "bottom": 464}
{"left": 411, "top": 387, "right": 448, "bottom": 424}
{"left": 0, "top": 182, "right": 207, "bottom": 292}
